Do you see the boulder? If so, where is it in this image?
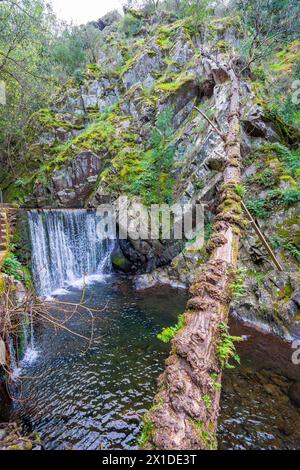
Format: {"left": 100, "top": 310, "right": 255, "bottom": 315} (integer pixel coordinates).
{"left": 122, "top": 52, "right": 163, "bottom": 90}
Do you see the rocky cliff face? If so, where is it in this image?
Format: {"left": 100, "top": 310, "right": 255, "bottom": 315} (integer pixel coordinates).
{"left": 2, "top": 8, "right": 300, "bottom": 339}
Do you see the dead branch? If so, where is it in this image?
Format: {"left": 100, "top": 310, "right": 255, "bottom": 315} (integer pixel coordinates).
{"left": 194, "top": 106, "right": 225, "bottom": 140}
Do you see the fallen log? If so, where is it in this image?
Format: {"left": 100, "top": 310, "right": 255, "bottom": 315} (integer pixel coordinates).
{"left": 142, "top": 61, "right": 244, "bottom": 450}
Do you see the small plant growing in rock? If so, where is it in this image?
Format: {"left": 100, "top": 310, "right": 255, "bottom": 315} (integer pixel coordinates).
{"left": 189, "top": 418, "right": 217, "bottom": 450}
{"left": 202, "top": 394, "right": 212, "bottom": 410}
{"left": 234, "top": 184, "right": 246, "bottom": 198}
{"left": 210, "top": 373, "right": 221, "bottom": 391}
{"left": 231, "top": 268, "right": 247, "bottom": 299}
{"left": 217, "top": 322, "right": 242, "bottom": 370}
{"left": 157, "top": 313, "right": 185, "bottom": 343}
{"left": 138, "top": 417, "right": 154, "bottom": 448}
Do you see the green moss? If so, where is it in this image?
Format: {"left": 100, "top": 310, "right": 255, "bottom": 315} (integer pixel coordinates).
{"left": 155, "top": 73, "right": 195, "bottom": 95}
{"left": 215, "top": 39, "right": 230, "bottom": 52}
{"left": 155, "top": 20, "right": 186, "bottom": 50}
{"left": 138, "top": 417, "right": 154, "bottom": 449}
{"left": 208, "top": 14, "right": 242, "bottom": 35}
{"left": 111, "top": 254, "right": 130, "bottom": 271}
{"left": 278, "top": 283, "right": 293, "bottom": 302}
{"left": 102, "top": 107, "right": 175, "bottom": 206}
{"left": 126, "top": 8, "right": 144, "bottom": 19}
{"left": 85, "top": 63, "right": 105, "bottom": 80}
{"left": 0, "top": 274, "right": 6, "bottom": 294}
{"left": 25, "top": 108, "right": 78, "bottom": 140}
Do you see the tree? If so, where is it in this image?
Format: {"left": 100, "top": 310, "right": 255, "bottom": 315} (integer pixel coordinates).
{"left": 0, "top": 0, "right": 102, "bottom": 175}
{"left": 143, "top": 54, "right": 243, "bottom": 449}
{"left": 0, "top": 0, "right": 59, "bottom": 173}
{"left": 235, "top": 0, "right": 300, "bottom": 71}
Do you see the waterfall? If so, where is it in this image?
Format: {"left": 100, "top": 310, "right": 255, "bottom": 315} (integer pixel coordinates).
{"left": 10, "top": 313, "right": 38, "bottom": 380}
{"left": 21, "top": 310, "right": 38, "bottom": 365}
{"left": 28, "top": 209, "right": 114, "bottom": 297}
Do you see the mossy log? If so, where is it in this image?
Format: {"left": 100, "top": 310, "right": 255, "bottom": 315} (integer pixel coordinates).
{"left": 144, "top": 60, "right": 242, "bottom": 450}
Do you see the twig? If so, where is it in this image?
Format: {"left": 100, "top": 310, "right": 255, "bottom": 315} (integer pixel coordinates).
{"left": 194, "top": 106, "right": 225, "bottom": 140}
{"left": 241, "top": 200, "right": 283, "bottom": 271}
{"left": 34, "top": 311, "right": 91, "bottom": 342}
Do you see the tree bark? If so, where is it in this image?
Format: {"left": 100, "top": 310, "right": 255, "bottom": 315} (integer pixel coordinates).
{"left": 144, "top": 62, "right": 243, "bottom": 450}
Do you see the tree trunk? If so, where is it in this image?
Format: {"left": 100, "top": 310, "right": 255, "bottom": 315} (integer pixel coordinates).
{"left": 144, "top": 62, "right": 243, "bottom": 450}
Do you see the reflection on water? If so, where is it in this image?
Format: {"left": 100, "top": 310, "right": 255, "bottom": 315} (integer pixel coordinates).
{"left": 219, "top": 319, "right": 300, "bottom": 450}
{"left": 5, "top": 278, "right": 300, "bottom": 450}
{"left": 9, "top": 277, "right": 187, "bottom": 450}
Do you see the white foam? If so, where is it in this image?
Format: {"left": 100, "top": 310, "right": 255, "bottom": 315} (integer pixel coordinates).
{"left": 11, "top": 346, "right": 39, "bottom": 381}
{"left": 22, "top": 345, "right": 39, "bottom": 365}
{"left": 68, "top": 273, "right": 110, "bottom": 289}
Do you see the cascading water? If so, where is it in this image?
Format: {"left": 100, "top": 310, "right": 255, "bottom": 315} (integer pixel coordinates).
{"left": 28, "top": 209, "right": 114, "bottom": 297}
{"left": 11, "top": 313, "right": 38, "bottom": 380}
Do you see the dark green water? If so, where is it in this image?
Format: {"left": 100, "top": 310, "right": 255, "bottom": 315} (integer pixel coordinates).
{"left": 5, "top": 276, "right": 300, "bottom": 450}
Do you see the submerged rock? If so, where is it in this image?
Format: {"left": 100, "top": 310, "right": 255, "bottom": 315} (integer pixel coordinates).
{"left": 288, "top": 382, "right": 300, "bottom": 408}
{"left": 0, "top": 423, "right": 42, "bottom": 450}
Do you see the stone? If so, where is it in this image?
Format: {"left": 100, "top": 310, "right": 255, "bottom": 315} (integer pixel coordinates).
{"left": 242, "top": 105, "right": 280, "bottom": 141}
{"left": 111, "top": 245, "right": 132, "bottom": 273}
{"left": 169, "top": 34, "right": 194, "bottom": 65}
{"left": 292, "top": 291, "right": 300, "bottom": 307}
{"left": 134, "top": 273, "right": 157, "bottom": 290}
{"left": 122, "top": 52, "right": 163, "bottom": 90}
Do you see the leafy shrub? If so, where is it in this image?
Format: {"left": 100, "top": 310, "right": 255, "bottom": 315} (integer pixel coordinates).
{"left": 2, "top": 253, "right": 32, "bottom": 286}
{"left": 271, "top": 234, "right": 300, "bottom": 263}
{"left": 130, "top": 107, "right": 175, "bottom": 205}
{"left": 202, "top": 394, "right": 212, "bottom": 410}
{"left": 234, "top": 184, "right": 246, "bottom": 198}
{"left": 3, "top": 253, "right": 24, "bottom": 281}
{"left": 282, "top": 188, "right": 300, "bottom": 206}
{"left": 263, "top": 143, "right": 300, "bottom": 178}
{"left": 138, "top": 417, "right": 154, "bottom": 448}
{"left": 246, "top": 197, "right": 268, "bottom": 218}
{"left": 246, "top": 187, "right": 300, "bottom": 218}
{"left": 119, "top": 13, "right": 142, "bottom": 36}
{"left": 250, "top": 168, "right": 278, "bottom": 188}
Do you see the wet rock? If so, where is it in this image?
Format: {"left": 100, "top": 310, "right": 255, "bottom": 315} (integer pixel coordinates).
{"left": 0, "top": 423, "right": 41, "bottom": 450}
{"left": 111, "top": 246, "right": 131, "bottom": 273}
{"left": 134, "top": 273, "right": 157, "bottom": 290}
{"left": 35, "top": 150, "right": 104, "bottom": 207}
